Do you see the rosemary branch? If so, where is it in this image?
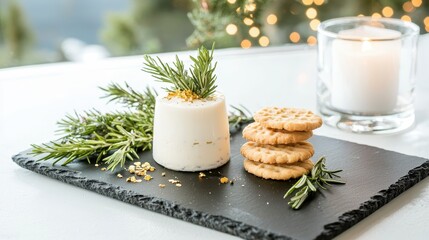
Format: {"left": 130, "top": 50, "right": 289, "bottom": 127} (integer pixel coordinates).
{"left": 228, "top": 105, "right": 253, "bottom": 131}
{"left": 142, "top": 44, "right": 217, "bottom": 99}
{"left": 31, "top": 84, "right": 157, "bottom": 171}
{"left": 284, "top": 156, "right": 345, "bottom": 210}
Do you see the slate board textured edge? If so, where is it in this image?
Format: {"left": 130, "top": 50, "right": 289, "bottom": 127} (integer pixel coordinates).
{"left": 318, "top": 160, "right": 429, "bottom": 240}
{"left": 12, "top": 153, "right": 429, "bottom": 240}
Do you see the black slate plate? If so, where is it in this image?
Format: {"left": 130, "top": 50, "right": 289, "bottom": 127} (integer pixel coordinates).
{"left": 13, "top": 135, "right": 429, "bottom": 240}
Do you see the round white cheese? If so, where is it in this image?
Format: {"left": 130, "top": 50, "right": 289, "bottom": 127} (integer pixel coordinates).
{"left": 152, "top": 93, "right": 230, "bottom": 171}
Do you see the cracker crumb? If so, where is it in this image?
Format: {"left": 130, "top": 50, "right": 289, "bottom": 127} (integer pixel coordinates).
{"left": 128, "top": 165, "right": 136, "bottom": 174}
{"left": 159, "top": 184, "right": 166, "bottom": 188}
{"left": 126, "top": 176, "right": 141, "bottom": 183}
{"left": 220, "top": 177, "right": 229, "bottom": 184}
{"left": 136, "top": 170, "right": 147, "bottom": 176}
{"left": 168, "top": 179, "right": 180, "bottom": 184}
{"left": 144, "top": 175, "right": 152, "bottom": 181}
{"left": 161, "top": 172, "right": 166, "bottom": 177}
{"left": 198, "top": 172, "right": 206, "bottom": 179}
{"left": 133, "top": 162, "right": 141, "bottom": 166}
{"left": 141, "top": 162, "right": 151, "bottom": 170}
{"left": 117, "top": 173, "right": 123, "bottom": 178}
{"left": 149, "top": 166, "right": 156, "bottom": 172}
{"left": 100, "top": 167, "right": 107, "bottom": 171}
{"left": 175, "top": 183, "right": 182, "bottom": 187}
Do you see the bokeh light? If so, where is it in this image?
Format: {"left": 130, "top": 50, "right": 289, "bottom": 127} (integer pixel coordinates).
{"left": 314, "top": 0, "right": 325, "bottom": 5}
{"left": 290, "top": 32, "right": 301, "bottom": 43}
{"left": 302, "top": 0, "right": 313, "bottom": 6}
{"left": 310, "top": 19, "right": 320, "bottom": 31}
{"left": 401, "top": 15, "right": 412, "bottom": 22}
{"left": 382, "top": 7, "right": 394, "bottom": 18}
{"left": 267, "top": 14, "right": 278, "bottom": 25}
{"left": 306, "top": 8, "right": 318, "bottom": 19}
{"left": 307, "top": 36, "right": 317, "bottom": 45}
{"left": 259, "top": 36, "right": 270, "bottom": 47}
{"left": 249, "top": 27, "right": 260, "bottom": 37}
{"left": 241, "top": 39, "right": 252, "bottom": 48}
{"left": 226, "top": 24, "right": 238, "bottom": 35}
{"left": 411, "top": 0, "right": 422, "bottom": 7}
{"left": 244, "top": 18, "right": 254, "bottom": 26}
{"left": 403, "top": 2, "right": 414, "bottom": 13}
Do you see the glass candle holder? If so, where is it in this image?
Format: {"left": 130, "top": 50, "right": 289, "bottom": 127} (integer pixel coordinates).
{"left": 317, "top": 17, "right": 419, "bottom": 134}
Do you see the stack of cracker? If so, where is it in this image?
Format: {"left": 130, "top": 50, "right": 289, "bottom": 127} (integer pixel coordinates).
{"left": 240, "top": 107, "right": 322, "bottom": 180}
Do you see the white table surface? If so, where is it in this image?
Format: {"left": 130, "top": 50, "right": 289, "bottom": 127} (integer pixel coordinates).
{"left": 1, "top": 34, "right": 428, "bottom": 240}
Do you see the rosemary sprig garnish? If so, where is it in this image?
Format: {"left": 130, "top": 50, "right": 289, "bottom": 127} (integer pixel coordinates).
{"left": 143, "top": 44, "right": 217, "bottom": 99}
{"left": 228, "top": 105, "right": 253, "bottom": 131}
{"left": 31, "top": 83, "right": 251, "bottom": 171}
{"left": 284, "top": 156, "right": 345, "bottom": 210}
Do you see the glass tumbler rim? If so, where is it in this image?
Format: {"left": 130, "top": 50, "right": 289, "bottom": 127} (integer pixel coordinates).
{"left": 317, "top": 16, "right": 420, "bottom": 42}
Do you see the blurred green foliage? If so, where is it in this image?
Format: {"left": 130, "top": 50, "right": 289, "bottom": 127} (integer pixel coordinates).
{"left": 100, "top": 0, "right": 194, "bottom": 56}
{"left": 0, "top": 0, "right": 428, "bottom": 68}
{"left": 0, "top": 0, "right": 36, "bottom": 67}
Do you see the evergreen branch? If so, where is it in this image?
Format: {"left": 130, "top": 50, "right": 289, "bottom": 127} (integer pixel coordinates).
{"left": 284, "top": 156, "right": 345, "bottom": 210}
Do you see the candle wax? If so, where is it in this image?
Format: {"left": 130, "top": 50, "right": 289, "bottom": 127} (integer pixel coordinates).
{"left": 331, "top": 26, "right": 401, "bottom": 114}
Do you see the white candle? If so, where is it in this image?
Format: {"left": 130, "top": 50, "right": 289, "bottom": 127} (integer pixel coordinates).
{"left": 331, "top": 26, "right": 401, "bottom": 114}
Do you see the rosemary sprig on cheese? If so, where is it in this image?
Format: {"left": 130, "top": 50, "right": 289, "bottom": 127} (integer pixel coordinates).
{"left": 284, "top": 156, "right": 345, "bottom": 210}
{"left": 143, "top": 44, "right": 217, "bottom": 99}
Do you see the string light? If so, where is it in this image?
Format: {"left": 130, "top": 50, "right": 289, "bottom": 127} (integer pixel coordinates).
{"left": 267, "top": 14, "right": 278, "bottom": 25}
{"left": 226, "top": 24, "right": 238, "bottom": 35}
{"left": 306, "top": 8, "right": 317, "bottom": 19}
{"left": 241, "top": 39, "right": 252, "bottom": 48}
{"left": 249, "top": 27, "right": 260, "bottom": 37}
{"left": 302, "top": 0, "right": 313, "bottom": 6}
{"left": 259, "top": 36, "right": 270, "bottom": 47}
{"left": 243, "top": 18, "right": 254, "bottom": 26}
{"left": 314, "top": 0, "right": 324, "bottom": 5}
{"left": 290, "top": 32, "right": 301, "bottom": 43}
{"left": 357, "top": 14, "right": 364, "bottom": 17}
{"left": 372, "top": 13, "right": 382, "bottom": 18}
{"left": 382, "top": 7, "right": 394, "bottom": 18}
{"left": 309, "top": 19, "right": 320, "bottom": 31}
{"left": 227, "top": 0, "right": 236, "bottom": 4}
{"left": 424, "top": 16, "right": 429, "bottom": 26}
{"left": 401, "top": 15, "right": 412, "bottom": 22}
{"left": 411, "top": 0, "right": 422, "bottom": 7}
{"left": 245, "top": 3, "right": 256, "bottom": 12}
{"left": 403, "top": 2, "right": 414, "bottom": 13}
{"left": 307, "top": 36, "right": 317, "bottom": 45}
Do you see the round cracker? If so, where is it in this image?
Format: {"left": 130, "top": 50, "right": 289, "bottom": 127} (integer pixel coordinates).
{"left": 242, "top": 122, "right": 312, "bottom": 145}
{"left": 253, "top": 107, "right": 322, "bottom": 131}
{"left": 240, "top": 141, "right": 314, "bottom": 164}
{"left": 243, "top": 158, "right": 313, "bottom": 180}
